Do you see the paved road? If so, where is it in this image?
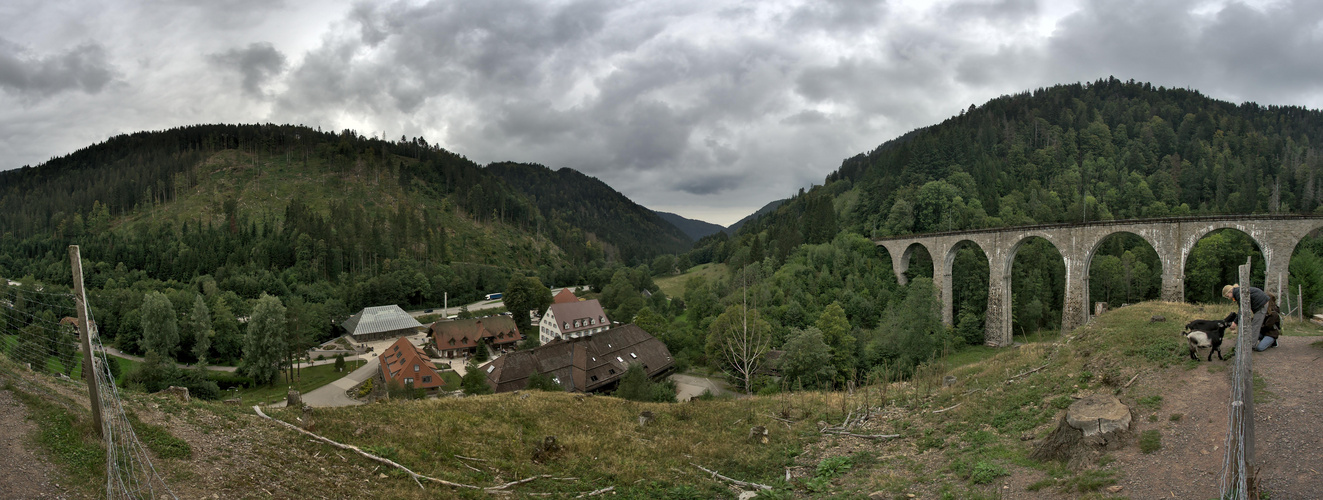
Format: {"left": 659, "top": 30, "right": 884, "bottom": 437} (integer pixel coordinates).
{"left": 274, "top": 358, "right": 378, "bottom": 408}
{"left": 670, "top": 373, "right": 737, "bottom": 401}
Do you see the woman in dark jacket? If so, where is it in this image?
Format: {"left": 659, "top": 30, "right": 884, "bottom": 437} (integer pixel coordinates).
{"left": 1223, "top": 284, "right": 1280, "bottom": 351}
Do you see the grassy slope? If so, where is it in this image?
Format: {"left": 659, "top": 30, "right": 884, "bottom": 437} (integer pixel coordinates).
{"left": 654, "top": 263, "right": 729, "bottom": 298}
{"left": 5, "top": 302, "right": 1320, "bottom": 498}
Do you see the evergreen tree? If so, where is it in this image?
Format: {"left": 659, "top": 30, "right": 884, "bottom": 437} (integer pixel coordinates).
{"left": 241, "top": 294, "right": 287, "bottom": 386}
{"left": 187, "top": 295, "right": 213, "bottom": 364}
{"left": 210, "top": 298, "right": 242, "bottom": 364}
{"left": 460, "top": 361, "right": 493, "bottom": 395}
{"left": 140, "top": 291, "right": 179, "bottom": 359}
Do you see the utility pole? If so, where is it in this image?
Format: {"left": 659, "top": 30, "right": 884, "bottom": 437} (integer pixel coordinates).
{"left": 69, "top": 245, "right": 104, "bottom": 438}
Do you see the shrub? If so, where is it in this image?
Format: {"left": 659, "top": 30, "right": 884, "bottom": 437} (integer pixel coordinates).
{"left": 334, "top": 354, "right": 346, "bottom": 372}
{"left": 613, "top": 364, "right": 676, "bottom": 403}
{"left": 970, "top": 461, "right": 1007, "bottom": 484}
{"left": 524, "top": 372, "right": 564, "bottom": 392}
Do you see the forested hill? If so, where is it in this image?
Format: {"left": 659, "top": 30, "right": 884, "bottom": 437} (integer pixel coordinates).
{"left": 653, "top": 211, "right": 725, "bottom": 240}
{"left": 715, "top": 78, "right": 1323, "bottom": 254}
{"left": 485, "top": 162, "right": 693, "bottom": 263}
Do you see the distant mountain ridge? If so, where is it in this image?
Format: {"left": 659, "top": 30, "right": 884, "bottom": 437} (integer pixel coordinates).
{"left": 653, "top": 211, "right": 725, "bottom": 240}
{"left": 485, "top": 162, "right": 693, "bottom": 263}
{"left": 725, "top": 199, "right": 786, "bottom": 235}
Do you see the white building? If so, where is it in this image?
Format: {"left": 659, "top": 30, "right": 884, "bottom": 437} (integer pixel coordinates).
{"left": 538, "top": 299, "right": 611, "bottom": 344}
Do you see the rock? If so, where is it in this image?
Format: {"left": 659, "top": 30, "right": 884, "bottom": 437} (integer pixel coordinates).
{"left": 159, "top": 386, "right": 190, "bottom": 402}
{"left": 1150, "top": 315, "right": 1167, "bottom": 323}
{"left": 638, "top": 411, "right": 655, "bottom": 427}
{"left": 943, "top": 375, "right": 957, "bottom": 387}
{"left": 224, "top": 398, "right": 241, "bottom": 406}
{"left": 287, "top": 390, "right": 301, "bottom": 407}
{"left": 1106, "top": 485, "right": 1123, "bottom": 493}
{"left": 738, "top": 491, "right": 759, "bottom": 500}
{"left": 1065, "top": 394, "right": 1131, "bottom": 437}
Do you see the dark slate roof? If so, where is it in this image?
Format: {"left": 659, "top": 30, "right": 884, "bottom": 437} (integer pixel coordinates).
{"left": 343, "top": 305, "right": 424, "bottom": 336}
{"left": 483, "top": 323, "right": 673, "bottom": 393}
{"left": 430, "top": 317, "right": 522, "bottom": 349}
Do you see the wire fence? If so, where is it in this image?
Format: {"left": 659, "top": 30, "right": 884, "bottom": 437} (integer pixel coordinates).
{"left": 1219, "top": 259, "right": 1260, "bottom": 499}
{"left": 1, "top": 280, "right": 176, "bottom": 499}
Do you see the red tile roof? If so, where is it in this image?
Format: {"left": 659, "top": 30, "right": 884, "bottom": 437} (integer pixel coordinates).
{"left": 430, "top": 317, "right": 523, "bottom": 351}
{"left": 378, "top": 336, "right": 446, "bottom": 390}
{"left": 553, "top": 288, "right": 579, "bottom": 304}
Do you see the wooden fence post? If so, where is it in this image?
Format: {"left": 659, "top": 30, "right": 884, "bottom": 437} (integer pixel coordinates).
{"left": 69, "top": 245, "right": 104, "bottom": 438}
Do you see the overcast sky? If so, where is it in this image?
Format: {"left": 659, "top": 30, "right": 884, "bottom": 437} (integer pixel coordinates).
{"left": 3, "top": 0, "right": 1321, "bottom": 226}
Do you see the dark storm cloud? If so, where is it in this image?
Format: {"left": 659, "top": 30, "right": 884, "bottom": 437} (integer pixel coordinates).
{"left": 674, "top": 171, "right": 745, "bottom": 196}
{"left": 209, "top": 42, "right": 287, "bottom": 98}
{"left": 0, "top": 39, "right": 114, "bottom": 98}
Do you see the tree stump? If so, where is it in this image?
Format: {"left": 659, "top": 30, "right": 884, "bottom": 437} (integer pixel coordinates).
{"left": 1031, "top": 394, "right": 1131, "bottom": 467}
{"left": 287, "top": 389, "right": 301, "bottom": 407}
{"left": 747, "top": 426, "right": 768, "bottom": 444}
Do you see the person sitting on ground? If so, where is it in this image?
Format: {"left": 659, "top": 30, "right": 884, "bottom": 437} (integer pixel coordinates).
{"left": 1222, "top": 284, "right": 1280, "bottom": 351}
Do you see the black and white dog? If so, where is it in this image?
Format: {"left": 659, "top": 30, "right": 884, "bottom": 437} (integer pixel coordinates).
{"left": 1182, "top": 312, "right": 1237, "bottom": 361}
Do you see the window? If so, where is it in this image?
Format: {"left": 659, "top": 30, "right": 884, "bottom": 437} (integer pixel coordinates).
{"left": 405, "top": 377, "right": 413, "bottom": 385}
{"left": 422, "top": 376, "right": 432, "bottom": 383}
{"left": 630, "top": 353, "right": 637, "bottom": 359}
{"left": 414, "top": 364, "right": 420, "bottom": 372}
{"left": 599, "top": 315, "right": 604, "bottom": 323}
{"left": 563, "top": 322, "right": 569, "bottom": 329}
{"left": 608, "top": 369, "right": 615, "bottom": 375}
{"left": 590, "top": 375, "right": 599, "bottom": 382}
{"left": 616, "top": 356, "right": 624, "bottom": 362}
{"left": 486, "top": 365, "right": 495, "bottom": 373}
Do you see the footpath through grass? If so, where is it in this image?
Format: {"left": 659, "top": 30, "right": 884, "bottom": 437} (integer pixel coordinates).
{"left": 235, "top": 360, "right": 365, "bottom": 405}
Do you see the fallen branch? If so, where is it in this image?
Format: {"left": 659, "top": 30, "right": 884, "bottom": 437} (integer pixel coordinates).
{"left": 1005, "top": 363, "right": 1050, "bottom": 383}
{"left": 691, "top": 463, "right": 772, "bottom": 490}
{"left": 821, "top": 430, "right": 901, "bottom": 440}
{"left": 255, "top": 406, "right": 477, "bottom": 490}
{"left": 932, "top": 403, "right": 961, "bottom": 414}
{"left": 1123, "top": 371, "right": 1143, "bottom": 389}
{"left": 455, "top": 454, "right": 489, "bottom": 462}
{"left": 576, "top": 486, "right": 614, "bottom": 498}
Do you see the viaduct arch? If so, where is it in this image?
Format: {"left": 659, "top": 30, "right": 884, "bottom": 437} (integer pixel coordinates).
{"left": 875, "top": 215, "right": 1323, "bottom": 347}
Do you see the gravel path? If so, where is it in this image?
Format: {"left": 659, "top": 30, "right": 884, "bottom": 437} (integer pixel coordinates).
{"left": 0, "top": 386, "right": 73, "bottom": 499}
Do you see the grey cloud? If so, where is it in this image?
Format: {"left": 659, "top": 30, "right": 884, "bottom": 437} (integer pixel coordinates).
{"left": 209, "top": 42, "right": 287, "bottom": 98}
{"left": 0, "top": 39, "right": 115, "bottom": 98}
{"left": 603, "top": 100, "right": 693, "bottom": 169}
{"left": 674, "top": 171, "right": 744, "bottom": 196}
{"left": 942, "top": 0, "right": 1037, "bottom": 23}
{"left": 785, "top": 0, "right": 889, "bottom": 33}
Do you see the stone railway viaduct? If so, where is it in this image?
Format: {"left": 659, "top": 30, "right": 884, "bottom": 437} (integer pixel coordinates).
{"left": 874, "top": 215, "right": 1323, "bottom": 347}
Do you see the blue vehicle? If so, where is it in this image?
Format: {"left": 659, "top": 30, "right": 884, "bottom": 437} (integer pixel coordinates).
{"left": 484, "top": 293, "right": 503, "bottom": 300}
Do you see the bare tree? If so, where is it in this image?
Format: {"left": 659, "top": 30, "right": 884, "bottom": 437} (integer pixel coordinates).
{"left": 705, "top": 268, "right": 771, "bottom": 394}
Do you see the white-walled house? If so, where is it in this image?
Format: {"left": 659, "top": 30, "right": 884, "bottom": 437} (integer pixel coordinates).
{"left": 538, "top": 299, "right": 610, "bottom": 344}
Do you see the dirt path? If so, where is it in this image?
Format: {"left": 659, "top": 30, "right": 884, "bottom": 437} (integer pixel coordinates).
{"left": 1045, "top": 335, "right": 1323, "bottom": 499}
{"left": 0, "top": 386, "right": 69, "bottom": 499}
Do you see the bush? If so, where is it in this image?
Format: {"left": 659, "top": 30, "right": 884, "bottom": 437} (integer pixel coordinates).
{"left": 334, "top": 354, "right": 346, "bottom": 372}
{"left": 613, "top": 364, "right": 676, "bottom": 403}
{"left": 461, "top": 362, "right": 493, "bottom": 395}
{"left": 525, "top": 372, "right": 564, "bottom": 392}
{"left": 207, "top": 370, "right": 253, "bottom": 390}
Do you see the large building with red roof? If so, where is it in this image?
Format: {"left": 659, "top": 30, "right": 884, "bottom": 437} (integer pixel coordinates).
{"left": 430, "top": 317, "right": 523, "bottom": 358}
{"left": 482, "top": 324, "right": 673, "bottom": 393}
{"left": 537, "top": 299, "right": 610, "bottom": 344}
{"left": 378, "top": 336, "right": 446, "bottom": 393}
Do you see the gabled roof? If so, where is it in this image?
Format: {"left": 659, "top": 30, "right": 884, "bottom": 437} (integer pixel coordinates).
{"left": 431, "top": 317, "right": 522, "bottom": 349}
{"left": 378, "top": 336, "right": 445, "bottom": 389}
{"left": 545, "top": 299, "right": 609, "bottom": 335}
{"left": 483, "top": 323, "right": 673, "bottom": 393}
{"left": 552, "top": 288, "right": 579, "bottom": 304}
{"left": 343, "top": 305, "right": 424, "bottom": 336}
